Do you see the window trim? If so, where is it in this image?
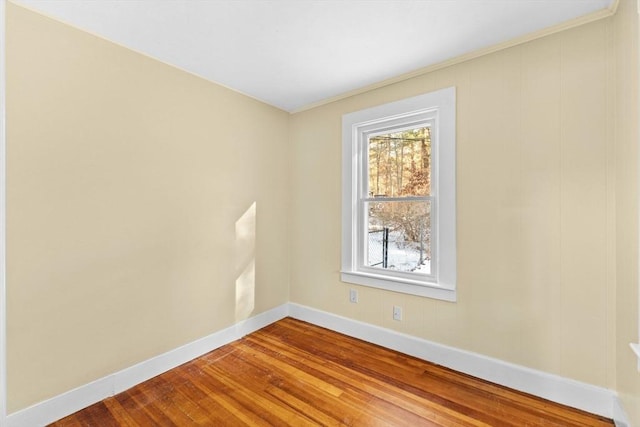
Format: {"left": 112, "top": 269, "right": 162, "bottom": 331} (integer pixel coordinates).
{"left": 341, "top": 87, "right": 456, "bottom": 301}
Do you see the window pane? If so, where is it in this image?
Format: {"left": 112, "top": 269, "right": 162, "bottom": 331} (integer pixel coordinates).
{"left": 366, "top": 200, "right": 431, "bottom": 274}
{"left": 368, "top": 127, "right": 431, "bottom": 197}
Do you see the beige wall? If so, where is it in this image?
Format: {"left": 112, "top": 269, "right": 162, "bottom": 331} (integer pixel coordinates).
{"left": 614, "top": 0, "right": 640, "bottom": 425}
{"left": 6, "top": 0, "right": 640, "bottom": 421}
{"left": 6, "top": 2, "right": 289, "bottom": 412}
{"left": 290, "top": 15, "right": 619, "bottom": 389}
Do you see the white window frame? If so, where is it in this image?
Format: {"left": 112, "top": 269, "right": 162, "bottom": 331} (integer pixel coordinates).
{"left": 341, "top": 87, "right": 456, "bottom": 302}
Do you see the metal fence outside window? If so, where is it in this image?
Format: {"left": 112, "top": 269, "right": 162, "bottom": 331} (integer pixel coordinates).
{"left": 368, "top": 227, "right": 389, "bottom": 268}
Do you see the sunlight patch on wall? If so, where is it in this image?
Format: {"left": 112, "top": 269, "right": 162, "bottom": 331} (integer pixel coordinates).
{"left": 235, "top": 202, "right": 256, "bottom": 322}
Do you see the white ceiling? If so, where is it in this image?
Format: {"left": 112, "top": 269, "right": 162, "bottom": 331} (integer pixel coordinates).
{"left": 15, "top": 0, "right": 615, "bottom": 112}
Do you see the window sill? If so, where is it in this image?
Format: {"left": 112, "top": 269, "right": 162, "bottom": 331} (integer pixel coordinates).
{"left": 341, "top": 271, "right": 456, "bottom": 302}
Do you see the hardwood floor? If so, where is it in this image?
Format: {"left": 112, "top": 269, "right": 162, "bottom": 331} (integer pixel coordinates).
{"left": 50, "top": 318, "right": 614, "bottom": 426}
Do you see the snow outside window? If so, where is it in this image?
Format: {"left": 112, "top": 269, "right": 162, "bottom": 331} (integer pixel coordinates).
{"left": 341, "top": 88, "right": 457, "bottom": 301}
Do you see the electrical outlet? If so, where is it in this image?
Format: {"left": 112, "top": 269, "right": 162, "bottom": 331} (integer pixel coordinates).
{"left": 349, "top": 289, "right": 358, "bottom": 303}
{"left": 393, "top": 305, "right": 402, "bottom": 321}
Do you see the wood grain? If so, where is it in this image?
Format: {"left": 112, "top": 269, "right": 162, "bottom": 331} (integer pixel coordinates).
{"left": 50, "top": 318, "right": 614, "bottom": 426}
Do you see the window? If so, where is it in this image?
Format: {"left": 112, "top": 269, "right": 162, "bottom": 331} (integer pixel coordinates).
{"left": 341, "top": 87, "right": 456, "bottom": 301}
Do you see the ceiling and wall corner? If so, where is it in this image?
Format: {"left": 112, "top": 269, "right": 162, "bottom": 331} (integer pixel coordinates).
{"left": 12, "top": 0, "right": 617, "bottom": 112}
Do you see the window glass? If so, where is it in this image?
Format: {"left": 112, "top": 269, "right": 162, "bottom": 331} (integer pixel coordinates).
{"left": 368, "top": 128, "right": 431, "bottom": 197}
{"left": 366, "top": 199, "right": 431, "bottom": 274}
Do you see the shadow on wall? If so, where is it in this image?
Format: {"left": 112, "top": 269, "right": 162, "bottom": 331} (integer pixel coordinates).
{"left": 235, "top": 202, "right": 256, "bottom": 322}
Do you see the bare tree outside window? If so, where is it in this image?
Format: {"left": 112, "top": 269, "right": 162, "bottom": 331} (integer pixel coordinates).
{"left": 366, "top": 127, "right": 432, "bottom": 273}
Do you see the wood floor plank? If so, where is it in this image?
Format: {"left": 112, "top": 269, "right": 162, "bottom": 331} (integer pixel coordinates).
{"left": 178, "top": 362, "right": 276, "bottom": 426}
{"left": 165, "top": 369, "right": 249, "bottom": 425}
{"left": 102, "top": 397, "right": 142, "bottom": 427}
{"left": 49, "top": 318, "right": 614, "bottom": 427}
{"left": 111, "top": 391, "right": 159, "bottom": 426}
{"left": 245, "top": 332, "right": 490, "bottom": 427}
{"left": 249, "top": 325, "right": 530, "bottom": 426}
{"left": 259, "top": 319, "right": 606, "bottom": 427}
{"left": 216, "top": 348, "right": 437, "bottom": 427}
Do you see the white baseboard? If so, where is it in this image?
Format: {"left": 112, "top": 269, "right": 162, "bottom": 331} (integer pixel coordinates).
{"left": 6, "top": 304, "right": 289, "bottom": 427}
{"left": 613, "top": 396, "right": 632, "bottom": 427}
{"left": 289, "top": 303, "right": 618, "bottom": 420}
{"left": 6, "top": 302, "right": 628, "bottom": 426}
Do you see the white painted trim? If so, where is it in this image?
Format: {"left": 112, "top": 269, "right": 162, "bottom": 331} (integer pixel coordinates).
{"left": 341, "top": 87, "right": 456, "bottom": 302}
{"left": 5, "top": 304, "right": 289, "bottom": 427}
{"left": 0, "top": 0, "right": 7, "bottom": 425}
{"left": 613, "top": 396, "right": 631, "bottom": 427}
{"left": 4, "top": 302, "right": 625, "bottom": 425}
{"left": 340, "top": 271, "right": 456, "bottom": 302}
{"left": 289, "top": 303, "right": 617, "bottom": 419}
